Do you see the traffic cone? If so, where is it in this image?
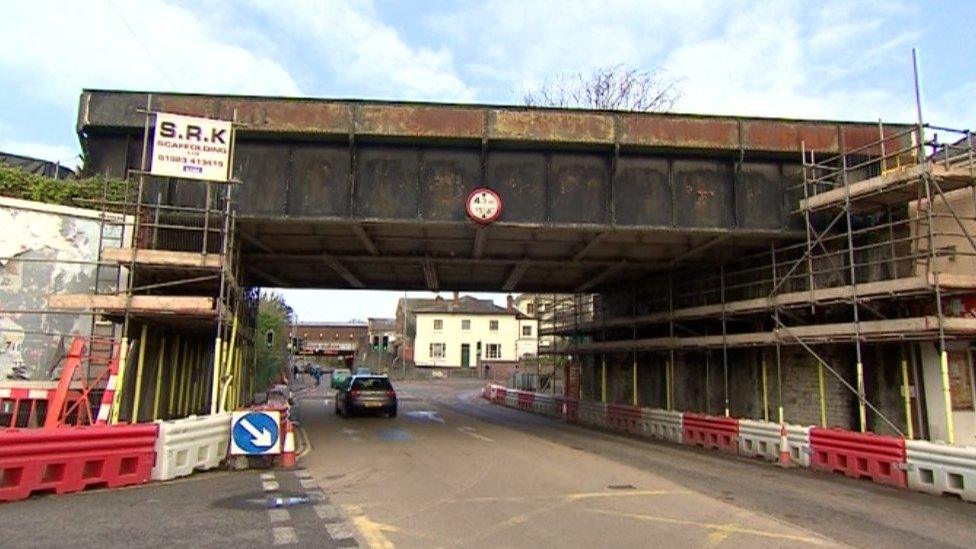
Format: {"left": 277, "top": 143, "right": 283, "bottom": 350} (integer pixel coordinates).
{"left": 777, "top": 423, "right": 792, "bottom": 468}
{"left": 280, "top": 420, "right": 297, "bottom": 469}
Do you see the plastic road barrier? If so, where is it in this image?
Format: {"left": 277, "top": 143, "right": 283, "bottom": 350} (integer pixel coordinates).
{"left": 516, "top": 391, "right": 535, "bottom": 412}
{"left": 532, "top": 394, "right": 557, "bottom": 417}
{"left": 577, "top": 400, "right": 607, "bottom": 428}
{"left": 606, "top": 403, "right": 643, "bottom": 434}
{"left": 504, "top": 390, "right": 519, "bottom": 409}
{"left": 905, "top": 440, "right": 976, "bottom": 502}
{"left": 0, "top": 381, "right": 55, "bottom": 429}
{"left": 644, "top": 409, "right": 683, "bottom": 443}
{"left": 151, "top": 413, "right": 231, "bottom": 481}
{"left": 0, "top": 424, "right": 158, "bottom": 502}
{"left": 683, "top": 413, "right": 739, "bottom": 454}
{"left": 809, "top": 428, "right": 906, "bottom": 488}
{"left": 738, "top": 420, "right": 812, "bottom": 467}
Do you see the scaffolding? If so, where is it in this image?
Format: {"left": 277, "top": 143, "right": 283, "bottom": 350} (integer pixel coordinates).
{"left": 2, "top": 99, "right": 257, "bottom": 424}
{"left": 541, "top": 121, "right": 976, "bottom": 442}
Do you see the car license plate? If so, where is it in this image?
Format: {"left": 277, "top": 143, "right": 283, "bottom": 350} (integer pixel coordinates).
{"left": 364, "top": 402, "right": 381, "bottom": 408}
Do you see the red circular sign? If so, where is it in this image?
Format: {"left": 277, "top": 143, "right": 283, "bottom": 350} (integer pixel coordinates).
{"left": 465, "top": 188, "right": 503, "bottom": 224}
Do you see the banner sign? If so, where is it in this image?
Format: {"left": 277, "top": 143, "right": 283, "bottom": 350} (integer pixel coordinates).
{"left": 150, "top": 112, "right": 233, "bottom": 182}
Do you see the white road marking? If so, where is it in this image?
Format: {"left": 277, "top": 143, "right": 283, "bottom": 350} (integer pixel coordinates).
{"left": 300, "top": 478, "right": 317, "bottom": 489}
{"left": 262, "top": 480, "right": 280, "bottom": 492}
{"left": 272, "top": 526, "right": 298, "bottom": 545}
{"left": 457, "top": 426, "right": 494, "bottom": 442}
{"left": 295, "top": 471, "right": 312, "bottom": 480}
{"left": 268, "top": 508, "right": 290, "bottom": 523}
{"left": 314, "top": 503, "right": 339, "bottom": 521}
{"left": 325, "top": 522, "right": 355, "bottom": 540}
{"left": 260, "top": 473, "right": 276, "bottom": 481}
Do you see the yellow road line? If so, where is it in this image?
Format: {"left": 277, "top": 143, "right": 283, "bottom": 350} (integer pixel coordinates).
{"left": 584, "top": 508, "right": 832, "bottom": 546}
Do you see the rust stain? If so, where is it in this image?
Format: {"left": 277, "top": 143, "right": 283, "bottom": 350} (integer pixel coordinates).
{"left": 490, "top": 110, "right": 613, "bottom": 143}
{"left": 154, "top": 95, "right": 351, "bottom": 133}
{"left": 742, "top": 121, "right": 837, "bottom": 153}
{"left": 357, "top": 105, "right": 482, "bottom": 138}
{"left": 619, "top": 116, "right": 738, "bottom": 149}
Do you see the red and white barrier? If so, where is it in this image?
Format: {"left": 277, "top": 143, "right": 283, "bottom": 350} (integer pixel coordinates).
{"left": 0, "top": 424, "right": 158, "bottom": 502}
{"left": 809, "top": 428, "right": 906, "bottom": 488}
{"left": 606, "top": 403, "right": 644, "bottom": 435}
{"left": 682, "top": 413, "right": 739, "bottom": 454}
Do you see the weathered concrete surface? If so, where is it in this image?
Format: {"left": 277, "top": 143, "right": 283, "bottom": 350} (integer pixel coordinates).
{"left": 0, "top": 197, "right": 122, "bottom": 379}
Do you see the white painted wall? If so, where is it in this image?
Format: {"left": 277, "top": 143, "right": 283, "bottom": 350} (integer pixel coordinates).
{"left": 919, "top": 341, "right": 976, "bottom": 446}
{"left": 414, "top": 312, "right": 527, "bottom": 368}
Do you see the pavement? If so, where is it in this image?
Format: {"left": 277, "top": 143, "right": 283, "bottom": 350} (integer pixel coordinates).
{"left": 2, "top": 378, "right": 975, "bottom": 548}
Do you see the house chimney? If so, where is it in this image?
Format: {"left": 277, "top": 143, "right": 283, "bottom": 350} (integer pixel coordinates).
{"left": 434, "top": 294, "right": 444, "bottom": 302}
{"left": 452, "top": 291, "right": 460, "bottom": 306}
{"left": 506, "top": 294, "right": 514, "bottom": 310}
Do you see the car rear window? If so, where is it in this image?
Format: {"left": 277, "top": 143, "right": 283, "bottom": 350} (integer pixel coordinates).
{"left": 351, "top": 377, "right": 393, "bottom": 391}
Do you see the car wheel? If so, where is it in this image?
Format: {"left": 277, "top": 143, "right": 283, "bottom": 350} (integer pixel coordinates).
{"left": 388, "top": 408, "right": 397, "bottom": 419}
{"left": 334, "top": 401, "right": 340, "bottom": 415}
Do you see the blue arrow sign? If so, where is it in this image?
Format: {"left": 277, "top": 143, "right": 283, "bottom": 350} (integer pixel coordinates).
{"left": 231, "top": 411, "right": 281, "bottom": 455}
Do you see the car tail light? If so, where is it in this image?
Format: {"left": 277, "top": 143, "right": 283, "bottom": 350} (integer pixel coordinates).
{"left": 386, "top": 389, "right": 396, "bottom": 398}
{"left": 350, "top": 390, "right": 360, "bottom": 398}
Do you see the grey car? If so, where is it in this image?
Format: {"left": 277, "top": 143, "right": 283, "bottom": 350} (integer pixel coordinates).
{"left": 335, "top": 375, "right": 397, "bottom": 418}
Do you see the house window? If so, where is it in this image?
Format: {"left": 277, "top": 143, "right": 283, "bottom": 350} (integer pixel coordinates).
{"left": 489, "top": 320, "right": 499, "bottom": 331}
{"left": 486, "top": 343, "right": 501, "bottom": 359}
{"left": 430, "top": 343, "right": 446, "bottom": 358}
{"left": 522, "top": 325, "right": 532, "bottom": 337}
{"left": 433, "top": 319, "right": 443, "bottom": 330}
{"left": 461, "top": 319, "right": 471, "bottom": 331}
{"left": 526, "top": 303, "right": 535, "bottom": 315}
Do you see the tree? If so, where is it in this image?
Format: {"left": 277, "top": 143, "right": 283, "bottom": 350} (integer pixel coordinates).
{"left": 523, "top": 64, "right": 681, "bottom": 112}
{"left": 255, "top": 291, "right": 293, "bottom": 390}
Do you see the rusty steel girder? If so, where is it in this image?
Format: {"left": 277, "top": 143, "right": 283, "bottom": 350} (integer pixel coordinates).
{"left": 78, "top": 90, "right": 909, "bottom": 154}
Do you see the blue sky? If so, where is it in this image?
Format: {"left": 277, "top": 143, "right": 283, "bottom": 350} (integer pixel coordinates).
{"left": 3, "top": 0, "right": 974, "bottom": 321}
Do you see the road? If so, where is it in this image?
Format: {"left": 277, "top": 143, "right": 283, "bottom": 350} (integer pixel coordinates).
{"left": 297, "top": 379, "right": 976, "bottom": 548}
{"left": 2, "top": 379, "right": 974, "bottom": 548}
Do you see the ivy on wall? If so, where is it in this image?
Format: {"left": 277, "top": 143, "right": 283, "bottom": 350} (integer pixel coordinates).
{"left": 0, "top": 164, "right": 128, "bottom": 206}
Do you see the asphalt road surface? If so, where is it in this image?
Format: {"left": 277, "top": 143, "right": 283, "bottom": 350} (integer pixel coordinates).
{"left": 2, "top": 378, "right": 974, "bottom": 548}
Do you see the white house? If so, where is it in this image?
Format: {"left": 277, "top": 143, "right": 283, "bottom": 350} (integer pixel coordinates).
{"left": 413, "top": 294, "right": 538, "bottom": 369}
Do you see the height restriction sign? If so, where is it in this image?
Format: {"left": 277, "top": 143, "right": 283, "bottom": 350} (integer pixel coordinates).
{"left": 150, "top": 112, "right": 233, "bottom": 182}
{"left": 465, "top": 188, "right": 502, "bottom": 224}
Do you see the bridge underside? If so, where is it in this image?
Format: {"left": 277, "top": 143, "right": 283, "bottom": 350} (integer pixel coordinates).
{"left": 78, "top": 90, "right": 902, "bottom": 292}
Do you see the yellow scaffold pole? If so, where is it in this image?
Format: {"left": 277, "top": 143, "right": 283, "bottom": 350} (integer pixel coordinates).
{"left": 167, "top": 335, "right": 180, "bottom": 417}
{"left": 760, "top": 351, "right": 769, "bottom": 422}
{"left": 665, "top": 356, "right": 672, "bottom": 411}
{"left": 817, "top": 362, "right": 827, "bottom": 427}
{"left": 177, "top": 337, "right": 189, "bottom": 416}
{"left": 856, "top": 360, "right": 867, "bottom": 432}
{"left": 220, "top": 315, "right": 239, "bottom": 413}
{"left": 901, "top": 346, "right": 914, "bottom": 440}
{"left": 939, "top": 349, "right": 956, "bottom": 444}
{"left": 130, "top": 324, "right": 149, "bottom": 424}
{"left": 632, "top": 357, "right": 638, "bottom": 407}
{"left": 600, "top": 354, "right": 607, "bottom": 403}
{"left": 109, "top": 336, "right": 130, "bottom": 425}
{"left": 210, "top": 334, "right": 223, "bottom": 415}
{"left": 151, "top": 334, "right": 166, "bottom": 420}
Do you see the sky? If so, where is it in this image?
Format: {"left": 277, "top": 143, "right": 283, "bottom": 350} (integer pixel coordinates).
{"left": 2, "top": 0, "right": 975, "bottom": 321}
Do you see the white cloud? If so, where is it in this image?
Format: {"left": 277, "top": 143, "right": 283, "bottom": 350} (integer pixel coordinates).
{"left": 0, "top": 0, "right": 301, "bottom": 109}
{"left": 245, "top": 0, "right": 474, "bottom": 101}
{"left": 0, "top": 139, "right": 80, "bottom": 168}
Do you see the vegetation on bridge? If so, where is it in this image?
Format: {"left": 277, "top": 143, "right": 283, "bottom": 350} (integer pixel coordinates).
{"left": 0, "top": 163, "right": 127, "bottom": 207}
